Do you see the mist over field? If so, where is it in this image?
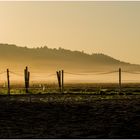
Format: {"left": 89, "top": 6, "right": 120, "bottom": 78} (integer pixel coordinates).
{"left": 0, "top": 43, "right": 140, "bottom": 83}
{"left": 0, "top": 2, "right": 140, "bottom": 139}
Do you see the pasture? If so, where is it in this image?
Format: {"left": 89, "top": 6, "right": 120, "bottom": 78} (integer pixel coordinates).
{"left": 0, "top": 83, "right": 139, "bottom": 138}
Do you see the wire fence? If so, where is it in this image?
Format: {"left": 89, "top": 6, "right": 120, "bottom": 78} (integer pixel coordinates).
{"left": 1, "top": 69, "right": 140, "bottom": 83}
{"left": 0, "top": 68, "right": 140, "bottom": 95}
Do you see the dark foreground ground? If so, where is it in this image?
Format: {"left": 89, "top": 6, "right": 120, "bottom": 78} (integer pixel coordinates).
{"left": 0, "top": 94, "right": 139, "bottom": 138}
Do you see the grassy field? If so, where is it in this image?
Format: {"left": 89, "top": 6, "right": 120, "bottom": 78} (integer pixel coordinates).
{"left": 0, "top": 93, "right": 139, "bottom": 138}
{"left": 1, "top": 82, "right": 140, "bottom": 95}
{"left": 0, "top": 83, "right": 140, "bottom": 138}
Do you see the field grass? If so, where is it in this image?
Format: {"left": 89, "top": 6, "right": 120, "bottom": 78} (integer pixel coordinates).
{"left": 0, "top": 94, "right": 139, "bottom": 138}
{"left": 1, "top": 82, "right": 140, "bottom": 95}
{"left": 0, "top": 83, "right": 140, "bottom": 138}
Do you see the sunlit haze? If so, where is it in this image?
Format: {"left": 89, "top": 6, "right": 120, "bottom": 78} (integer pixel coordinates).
{"left": 0, "top": 1, "right": 140, "bottom": 64}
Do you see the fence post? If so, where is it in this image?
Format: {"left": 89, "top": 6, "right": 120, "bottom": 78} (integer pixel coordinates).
{"left": 28, "top": 71, "right": 31, "bottom": 103}
{"left": 56, "top": 71, "right": 61, "bottom": 93}
{"left": 56, "top": 70, "right": 64, "bottom": 93}
{"left": 28, "top": 71, "right": 30, "bottom": 90}
{"left": 56, "top": 71, "right": 59, "bottom": 92}
{"left": 59, "top": 71, "right": 61, "bottom": 92}
{"left": 119, "top": 68, "right": 121, "bottom": 94}
{"left": 24, "top": 66, "right": 29, "bottom": 93}
{"left": 24, "top": 67, "right": 27, "bottom": 93}
{"left": 61, "top": 70, "right": 64, "bottom": 93}
{"left": 7, "top": 69, "right": 10, "bottom": 95}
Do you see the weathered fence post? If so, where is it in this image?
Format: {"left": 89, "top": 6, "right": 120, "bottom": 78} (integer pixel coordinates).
{"left": 24, "top": 66, "right": 28, "bottom": 93}
{"left": 24, "top": 66, "right": 30, "bottom": 93}
{"left": 56, "top": 70, "right": 64, "bottom": 93}
{"left": 7, "top": 69, "right": 10, "bottom": 95}
{"left": 119, "top": 68, "right": 122, "bottom": 94}
{"left": 61, "top": 70, "right": 64, "bottom": 93}
{"left": 56, "top": 71, "right": 61, "bottom": 92}
{"left": 59, "top": 71, "right": 61, "bottom": 92}
{"left": 56, "top": 71, "right": 59, "bottom": 92}
{"left": 24, "top": 66, "right": 31, "bottom": 102}
{"left": 28, "top": 71, "right": 30, "bottom": 89}
{"left": 27, "top": 71, "right": 31, "bottom": 102}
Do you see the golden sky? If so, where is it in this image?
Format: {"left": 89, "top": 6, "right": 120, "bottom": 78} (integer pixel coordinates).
{"left": 0, "top": 1, "right": 140, "bottom": 64}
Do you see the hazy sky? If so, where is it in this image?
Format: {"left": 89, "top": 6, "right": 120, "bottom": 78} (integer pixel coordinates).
{"left": 0, "top": 1, "right": 140, "bottom": 64}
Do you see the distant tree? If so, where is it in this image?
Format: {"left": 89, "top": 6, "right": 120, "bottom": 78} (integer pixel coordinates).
{"left": 43, "top": 46, "right": 48, "bottom": 49}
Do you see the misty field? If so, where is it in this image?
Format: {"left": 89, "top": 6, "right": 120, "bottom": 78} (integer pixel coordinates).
{"left": 1, "top": 82, "right": 140, "bottom": 95}
{"left": 0, "top": 83, "right": 140, "bottom": 138}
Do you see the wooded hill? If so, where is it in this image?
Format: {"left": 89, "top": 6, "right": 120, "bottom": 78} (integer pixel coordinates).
{"left": 0, "top": 43, "right": 139, "bottom": 72}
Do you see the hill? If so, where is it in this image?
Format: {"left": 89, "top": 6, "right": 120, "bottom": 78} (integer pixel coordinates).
{"left": 0, "top": 43, "right": 139, "bottom": 72}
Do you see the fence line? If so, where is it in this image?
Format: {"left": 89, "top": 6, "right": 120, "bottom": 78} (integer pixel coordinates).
{"left": 65, "top": 71, "right": 117, "bottom": 75}
{"left": 10, "top": 71, "right": 24, "bottom": 76}
{"left": 4, "top": 70, "right": 140, "bottom": 77}
{"left": 122, "top": 71, "right": 140, "bottom": 74}
{"left": 31, "top": 73, "right": 56, "bottom": 78}
{"left": 1, "top": 67, "right": 140, "bottom": 95}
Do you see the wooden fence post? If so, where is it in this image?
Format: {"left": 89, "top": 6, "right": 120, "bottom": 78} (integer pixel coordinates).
{"left": 56, "top": 70, "right": 64, "bottom": 93}
{"left": 59, "top": 71, "right": 61, "bottom": 92}
{"left": 7, "top": 69, "right": 10, "bottom": 95}
{"left": 24, "top": 67, "right": 27, "bottom": 93}
{"left": 27, "top": 71, "right": 30, "bottom": 90}
{"left": 24, "top": 66, "right": 29, "bottom": 93}
{"left": 56, "top": 71, "right": 62, "bottom": 93}
{"left": 56, "top": 71, "right": 59, "bottom": 91}
{"left": 119, "top": 68, "right": 122, "bottom": 94}
{"left": 61, "top": 70, "right": 64, "bottom": 93}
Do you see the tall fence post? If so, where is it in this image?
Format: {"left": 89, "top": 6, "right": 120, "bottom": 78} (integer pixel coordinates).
{"left": 24, "top": 66, "right": 27, "bottom": 93}
{"left": 56, "top": 70, "right": 64, "bottom": 93}
{"left": 24, "top": 66, "right": 30, "bottom": 93}
{"left": 7, "top": 69, "right": 10, "bottom": 95}
{"left": 56, "top": 71, "right": 59, "bottom": 92}
{"left": 61, "top": 70, "right": 64, "bottom": 93}
{"left": 28, "top": 71, "right": 30, "bottom": 90}
{"left": 119, "top": 68, "right": 122, "bottom": 94}
{"left": 56, "top": 71, "right": 61, "bottom": 93}
{"left": 59, "top": 71, "right": 61, "bottom": 92}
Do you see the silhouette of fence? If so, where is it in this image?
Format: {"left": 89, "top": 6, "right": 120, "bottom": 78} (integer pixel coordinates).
{"left": 0, "top": 67, "right": 140, "bottom": 95}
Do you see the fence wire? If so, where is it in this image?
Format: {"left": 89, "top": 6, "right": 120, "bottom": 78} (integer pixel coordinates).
{"left": 1, "top": 70, "right": 140, "bottom": 82}
{"left": 0, "top": 69, "right": 140, "bottom": 94}
{"left": 65, "top": 70, "right": 117, "bottom": 75}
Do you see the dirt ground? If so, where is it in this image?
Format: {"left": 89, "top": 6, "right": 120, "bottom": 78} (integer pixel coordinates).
{"left": 0, "top": 94, "right": 139, "bottom": 138}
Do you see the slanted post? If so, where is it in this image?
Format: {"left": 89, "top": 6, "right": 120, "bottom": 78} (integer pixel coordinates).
{"left": 56, "top": 70, "right": 64, "bottom": 93}
{"left": 119, "top": 68, "right": 122, "bottom": 94}
{"left": 56, "top": 71, "right": 61, "bottom": 93}
{"left": 7, "top": 69, "right": 10, "bottom": 95}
